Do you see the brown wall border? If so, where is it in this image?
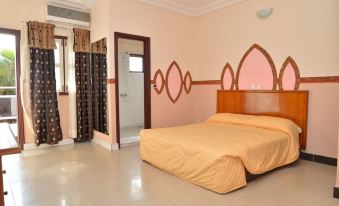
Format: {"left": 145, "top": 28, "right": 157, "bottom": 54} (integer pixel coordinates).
{"left": 300, "top": 76, "right": 339, "bottom": 83}
{"left": 220, "top": 63, "right": 235, "bottom": 90}
{"left": 107, "top": 78, "right": 115, "bottom": 84}
{"left": 191, "top": 76, "right": 339, "bottom": 86}
{"left": 192, "top": 80, "right": 221, "bottom": 85}
{"left": 235, "top": 44, "right": 278, "bottom": 90}
{"left": 279, "top": 56, "right": 301, "bottom": 90}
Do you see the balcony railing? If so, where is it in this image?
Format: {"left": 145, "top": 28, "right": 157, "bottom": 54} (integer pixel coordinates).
{"left": 0, "top": 86, "right": 17, "bottom": 123}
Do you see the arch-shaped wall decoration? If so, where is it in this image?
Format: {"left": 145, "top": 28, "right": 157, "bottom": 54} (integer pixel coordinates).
{"left": 153, "top": 69, "right": 165, "bottom": 94}
{"left": 221, "top": 63, "right": 235, "bottom": 90}
{"left": 236, "top": 44, "right": 277, "bottom": 90}
{"left": 183, "top": 71, "right": 193, "bottom": 94}
{"left": 279, "top": 56, "right": 300, "bottom": 90}
{"left": 165, "top": 61, "right": 184, "bottom": 103}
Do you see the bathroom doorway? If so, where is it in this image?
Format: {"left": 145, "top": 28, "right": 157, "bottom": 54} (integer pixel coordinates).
{"left": 114, "top": 32, "right": 151, "bottom": 147}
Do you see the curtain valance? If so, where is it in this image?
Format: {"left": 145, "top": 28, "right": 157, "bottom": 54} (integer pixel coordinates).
{"left": 91, "top": 38, "right": 107, "bottom": 54}
{"left": 27, "top": 21, "right": 56, "bottom": 49}
{"left": 73, "top": 28, "right": 91, "bottom": 52}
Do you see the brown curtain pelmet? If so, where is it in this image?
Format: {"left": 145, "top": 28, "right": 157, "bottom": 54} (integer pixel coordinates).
{"left": 91, "top": 38, "right": 107, "bottom": 54}
{"left": 27, "top": 21, "right": 56, "bottom": 49}
{"left": 73, "top": 28, "right": 90, "bottom": 53}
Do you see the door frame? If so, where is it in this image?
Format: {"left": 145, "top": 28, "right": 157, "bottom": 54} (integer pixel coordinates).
{"left": 0, "top": 27, "right": 24, "bottom": 149}
{"left": 114, "top": 32, "right": 151, "bottom": 148}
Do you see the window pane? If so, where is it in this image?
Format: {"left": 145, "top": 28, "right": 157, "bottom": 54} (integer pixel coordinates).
{"left": 54, "top": 38, "right": 63, "bottom": 92}
{"left": 55, "top": 66, "right": 61, "bottom": 91}
{"left": 129, "top": 56, "right": 143, "bottom": 72}
{"left": 54, "top": 39, "right": 61, "bottom": 64}
{"left": 0, "top": 34, "right": 16, "bottom": 89}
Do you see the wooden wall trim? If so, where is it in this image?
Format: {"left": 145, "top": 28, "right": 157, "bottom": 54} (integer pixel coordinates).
{"left": 192, "top": 80, "right": 221, "bottom": 85}
{"left": 191, "top": 76, "right": 339, "bottom": 86}
{"left": 107, "top": 79, "right": 115, "bottom": 84}
{"left": 121, "top": 76, "right": 339, "bottom": 86}
{"left": 300, "top": 76, "right": 339, "bottom": 83}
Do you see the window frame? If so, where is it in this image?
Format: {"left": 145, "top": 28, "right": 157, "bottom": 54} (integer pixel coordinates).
{"left": 128, "top": 54, "right": 144, "bottom": 73}
{"left": 55, "top": 35, "right": 68, "bottom": 95}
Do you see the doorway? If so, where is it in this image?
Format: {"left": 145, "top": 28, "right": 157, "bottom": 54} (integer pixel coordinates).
{"left": 0, "top": 28, "right": 24, "bottom": 148}
{"left": 114, "top": 32, "right": 151, "bottom": 147}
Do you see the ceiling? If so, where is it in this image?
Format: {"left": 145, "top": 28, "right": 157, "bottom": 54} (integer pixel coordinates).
{"left": 49, "top": 0, "right": 245, "bottom": 16}
{"left": 169, "top": 0, "right": 220, "bottom": 8}
{"left": 48, "top": 0, "right": 96, "bottom": 10}
{"left": 136, "top": 0, "right": 246, "bottom": 16}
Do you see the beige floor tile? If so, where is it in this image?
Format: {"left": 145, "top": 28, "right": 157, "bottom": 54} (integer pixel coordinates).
{"left": 2, "top": 143, "right": 338, "bottom": 206}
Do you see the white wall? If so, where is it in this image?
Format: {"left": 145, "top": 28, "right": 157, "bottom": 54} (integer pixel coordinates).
{"left": 118, "top": 39, "right": 144, "bottom": 128}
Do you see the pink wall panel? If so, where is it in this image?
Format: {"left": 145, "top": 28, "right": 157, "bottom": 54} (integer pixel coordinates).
{"left": 222, "top": 68, "right": 233, "bottom": 90}
{"left": 166, "top": 62, "right": 183, "bottom": 103}
{"left": 281, "top": 63, "right": 296, "bottom": 90}
{"left": 238, "top": 48, "right": 275, "bottom": 90}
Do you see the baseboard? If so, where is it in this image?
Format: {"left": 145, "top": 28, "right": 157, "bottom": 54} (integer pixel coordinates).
{"left": 300, "top": 152, "right": 337, "bottom": 166}
{"left": 333, "top": 187, "right": 339, "bottom": 199}
{"left": 91, "top": 137, "right": 119, "bottom": 151}
{"left": 24, "top": 138, "right": 74, "bottom": 150}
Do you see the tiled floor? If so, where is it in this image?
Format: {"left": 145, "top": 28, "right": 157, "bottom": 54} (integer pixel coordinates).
{"left": 2, "top": 143, "right": 339, "bottom": 206}
{"left": 120, "top": 126, "right": 142, "bottom": 145}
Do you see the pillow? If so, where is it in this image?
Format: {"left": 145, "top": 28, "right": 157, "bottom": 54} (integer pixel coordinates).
{"left": 206, "top": 113, "right": 301, "bottom": 140}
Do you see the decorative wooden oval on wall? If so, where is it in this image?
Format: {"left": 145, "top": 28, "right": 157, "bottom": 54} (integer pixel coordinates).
{"left": 236, "top": 44, "right": 277, "bottom": 90}
{"left": 183, "top": 71, "right": 192, "bottom": 94}
{"left": 153, "top": 69, "right": 165, "bottom": 94}
{"left": 221, "top": 63, "right": 234, "bottom": 90}
{"left": 279, "top": 56, "right": 300, "bottom": 90}
{"left": 165, "top": 61, "right": 184, "bottom": 103}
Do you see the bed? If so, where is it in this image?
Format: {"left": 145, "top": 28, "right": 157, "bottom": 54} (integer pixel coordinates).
{"left": 140, "top": 90, "right": 308, "bottom": 193}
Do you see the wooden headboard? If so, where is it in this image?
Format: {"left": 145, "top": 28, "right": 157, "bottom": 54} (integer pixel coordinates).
{"left": 217, "top": 90, "right": 309, "bottom": 149}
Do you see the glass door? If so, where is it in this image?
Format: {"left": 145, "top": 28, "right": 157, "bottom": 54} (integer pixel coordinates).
{"left": 0, "top": 28, "right": 23, "bottom": 147}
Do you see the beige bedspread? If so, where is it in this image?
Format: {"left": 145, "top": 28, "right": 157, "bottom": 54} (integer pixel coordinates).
{"left": 140, "top": 113, "right": 300, "bottom": 193}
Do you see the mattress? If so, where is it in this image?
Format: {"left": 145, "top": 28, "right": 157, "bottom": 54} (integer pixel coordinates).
{"left": 140, "top": 113, "right": 300, "bottom": 193}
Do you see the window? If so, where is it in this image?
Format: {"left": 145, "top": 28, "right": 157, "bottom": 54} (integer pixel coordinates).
{"left": 54, "top": 36, "right": 67, "bottom": 93}
{"left": 129, "top": 54, "right": 144, "bottom": 73}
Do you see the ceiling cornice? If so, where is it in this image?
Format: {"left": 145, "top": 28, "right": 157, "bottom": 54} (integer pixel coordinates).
{"left": 136, "top": 0, "right": 246, "bottom": 16}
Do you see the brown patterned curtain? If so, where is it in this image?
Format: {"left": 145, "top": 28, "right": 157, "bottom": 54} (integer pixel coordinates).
{"left": 91, "top": 38, "right": 107, "bottom": 134}
{"left": 28, "top": 21, "right": 63, "bottom": 145}
{"left": 73, "top": 28, "right": 93, "bottom": 142}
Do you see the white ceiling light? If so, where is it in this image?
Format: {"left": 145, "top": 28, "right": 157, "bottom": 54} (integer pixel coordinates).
{"left": 256, "top": 8, "right": 273, "bottom": 20}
